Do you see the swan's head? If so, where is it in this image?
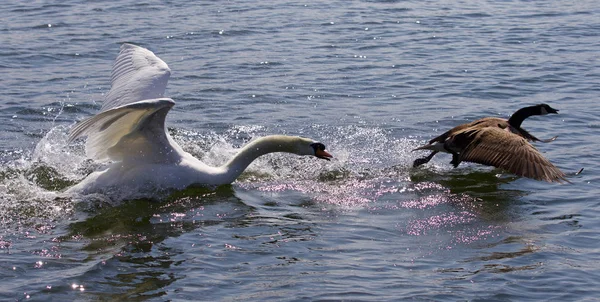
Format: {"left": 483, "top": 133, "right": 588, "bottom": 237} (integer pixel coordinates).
{"left": 249, "top": 135, "right": 333, "bottom": 161}
{"left": 310, "top": 142, "right": 333, "bottom": 161}
{"left": 288, "top": 136, "right": 332, "bottom": 160}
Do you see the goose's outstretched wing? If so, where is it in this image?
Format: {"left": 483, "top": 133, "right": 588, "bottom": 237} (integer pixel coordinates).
{"left": 459, "top": 127, "right": 567, "bottom": 183}
{"left": 69, "top": 44, "right": 180, "bottom": 163}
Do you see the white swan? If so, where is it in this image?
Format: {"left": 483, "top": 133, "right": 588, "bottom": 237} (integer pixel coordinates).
{"left": 67, "top": 43, "right": 332, "bottom": 194}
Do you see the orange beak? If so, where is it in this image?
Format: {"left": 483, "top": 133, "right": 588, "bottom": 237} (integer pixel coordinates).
{"left": 316, "top": 149, "right": 333, "bottom": 161}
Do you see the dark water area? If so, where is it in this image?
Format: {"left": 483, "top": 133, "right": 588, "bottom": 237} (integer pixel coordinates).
{"left": 1, "top": 0, "right": 600, "bottom": 300}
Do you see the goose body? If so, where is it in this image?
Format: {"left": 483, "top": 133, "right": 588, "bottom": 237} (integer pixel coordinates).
{"left": 67, "top": 44, "right": 332, "bottom": 194}
{"left": 413, "top": 104, "right": 567, "bottom": 183}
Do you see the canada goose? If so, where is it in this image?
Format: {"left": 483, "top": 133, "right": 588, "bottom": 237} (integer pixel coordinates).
{"left": 412, "top": 104, "right": 567, "bottom": 183}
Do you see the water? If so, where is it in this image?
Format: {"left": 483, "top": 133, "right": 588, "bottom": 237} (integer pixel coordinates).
{"left": 2, "top": 0, "right": 600, "bottom": 300}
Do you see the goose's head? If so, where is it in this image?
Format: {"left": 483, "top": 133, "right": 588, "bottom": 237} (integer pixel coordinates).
{"left": 537, "top": 104, "right": 559, "bottom": 115}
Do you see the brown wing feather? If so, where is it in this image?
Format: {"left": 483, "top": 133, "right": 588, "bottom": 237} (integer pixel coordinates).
{"left": 459, "top": 127, "right": 567, "bottom": 183}
{"left": 430, "top": 117, "right": 508, "bottom": 144}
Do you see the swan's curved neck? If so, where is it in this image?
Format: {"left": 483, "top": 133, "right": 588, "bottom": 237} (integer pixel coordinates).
{"left": 217, "top": 135, "right": 302, "bottom": 183}
{"left": 507, "top": 105, "right": 541, "bottom": 128}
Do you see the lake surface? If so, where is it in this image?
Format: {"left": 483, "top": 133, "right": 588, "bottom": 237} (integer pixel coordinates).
{"left": 2, "top": 0, "right": 600, "bottom": 300}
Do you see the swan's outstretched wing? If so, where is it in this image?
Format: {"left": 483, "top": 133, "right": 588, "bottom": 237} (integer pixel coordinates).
{"left": 69, "top": 44, "right": 180, "bottom": 163}
{"left": 459, "top": 127, "right": 567, "bottom": 183}
{"left": 69, "top": 98, "right": 181, "bottom": 163}
{"left": 102, "top": 43, "right": 171, "bottom": 112}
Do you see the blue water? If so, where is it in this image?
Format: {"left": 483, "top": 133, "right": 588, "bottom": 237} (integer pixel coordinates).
{"left": 2, "top": 0, "right": 600, "bottom": 300}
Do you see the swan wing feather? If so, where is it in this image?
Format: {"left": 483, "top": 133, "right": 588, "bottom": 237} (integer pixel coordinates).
{"left": 102, "top": 43, "right": 171, "bottom": 112}
{"left": 69, "top": 98, "right": 176, "bottom": 162}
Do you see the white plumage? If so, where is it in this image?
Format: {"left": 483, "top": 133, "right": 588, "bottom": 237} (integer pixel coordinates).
{"left": 67, "top": 44, "right": 331, "bottom": 195}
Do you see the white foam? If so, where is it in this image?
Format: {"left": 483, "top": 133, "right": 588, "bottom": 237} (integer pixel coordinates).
{"left": 0, "top": 124, "right": 426, "bottom": 209}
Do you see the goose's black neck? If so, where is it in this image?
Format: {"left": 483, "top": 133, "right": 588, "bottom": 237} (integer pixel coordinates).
{"left": 507, "top": 105, "right": 541, "bottom": 128}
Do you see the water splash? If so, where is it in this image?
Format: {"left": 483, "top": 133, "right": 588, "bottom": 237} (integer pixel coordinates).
{"left": 0, "top": 123, "right": 502, "bottom": 249}
{"left": 0, "top": 125, "right": 86, "bottom": 234}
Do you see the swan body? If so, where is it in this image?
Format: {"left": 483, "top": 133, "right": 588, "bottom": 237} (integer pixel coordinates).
{"left": 67, "top": 44, "right": 331, "bottom": 194}
{"left": 413, "top": 104, "right": 567, "bottom": 183}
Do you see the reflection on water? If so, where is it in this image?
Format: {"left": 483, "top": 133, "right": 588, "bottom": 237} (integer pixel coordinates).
{"left": 50, "top": 187, "right": 249, "bottom": 300}
{"left": 67, "top": 186, "right": 247, "bottom": 245}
